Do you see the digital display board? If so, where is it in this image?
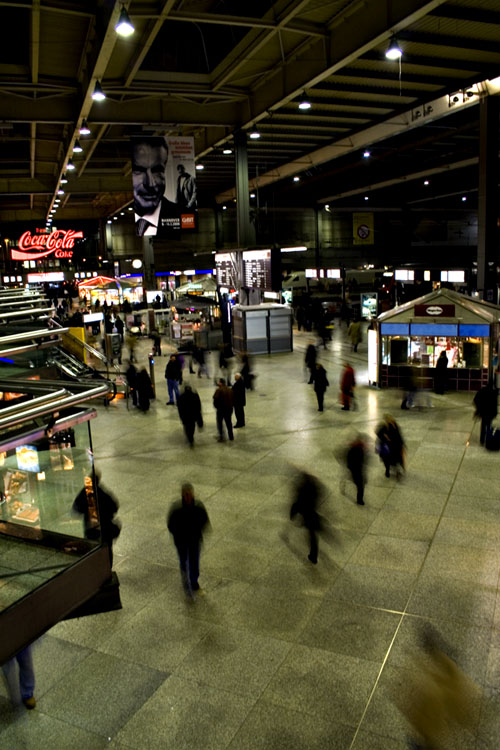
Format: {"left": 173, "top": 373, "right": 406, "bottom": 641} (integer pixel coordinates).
{"left": 215, "top": 252, "right": 240, "bottom": 289}
{"left": 242, "top": 249, "right": 273, "bottom": 290}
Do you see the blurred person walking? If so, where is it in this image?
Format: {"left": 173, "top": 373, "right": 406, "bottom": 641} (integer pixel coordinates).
{"left": 167, "top": 483, "right": 210, "bottom": 597}
{"left": 346, "top": 434, "right": 368, "bottom": 505}
{"left": 347, "top": 318, "right": 362, "bottom": 352}
{"left": 177, "top": 384, "right": 203, "bottom": 446}
{"left": 240, "top": 353, "right": 255, "bottom": 390}
{"left": 213, "top": 378, "right": 234, "bottom": 441}
{"left": 2, "top": 644, "right": 36, "bottom": 709}
{"left": 434, "top": 350, "right": 448, "bottom": 394}
{"left": 312, "top": 363, "right": 329, "bottom": 412}
{"left": 289, "top": 471, "right": 323, "bottom": 564}
{"left": 304, "top": 342, "right": 317, "bottom": 384}
{"left": 137, "top": 367, "right": 154, "bottom": 412}
{"left": 473, "top": 381, "right": 498, "bottom": 446}
{"left": 73, "top": 471, "right": 121, "bottom": 567}
{"left": 165, "top": 353, "right": 182, "bottom": 405}
{"left": 193, "top": 344, "right": 209, "bottom": 378}
{"left": 232, "top": 372, "right": 246, "bottom": 428}
{"left": 126, "top": 361, "right": 138, "bottom": 407}
{"left": 376, "top": 414, "right": 405, "bottom": 479}
{"left": 340, "top": 362, "right": 356, "bottom": 411}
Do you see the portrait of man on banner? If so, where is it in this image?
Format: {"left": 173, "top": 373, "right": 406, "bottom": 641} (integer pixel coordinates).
{"left": 131, "top": 136, "right": 180, "bottom": 237}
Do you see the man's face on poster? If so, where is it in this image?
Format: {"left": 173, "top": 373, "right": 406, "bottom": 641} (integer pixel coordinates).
{"left": 132, "top": 142, "right": 167, "bottom": 216}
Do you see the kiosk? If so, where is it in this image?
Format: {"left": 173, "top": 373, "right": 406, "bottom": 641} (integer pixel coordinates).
{"left": 374, "top": 288, "right": 500, "bottom": 391}
{"left": 232, "top": 304, "right": 293, "bottom": 354}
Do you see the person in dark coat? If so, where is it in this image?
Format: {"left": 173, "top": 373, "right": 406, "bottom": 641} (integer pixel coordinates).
{"left": 232, "top": 372, "right": 246, "bottom": 427}
{"left": 346, "top": 435, "right": 368, "bottom": 505}
{"left": 126, "top": 361, "right": 138, "bottom": 407}
{"left": 434, "top": 350, "right": 448, "bottom": 394}
{"left": 474, "top": 382, "right": 498, "bottom": 445}
{"left": 177, "top": 385, "right": 203, "bottom": 445}
{"left": 312, "top": 363, "right": 329, "bottom": 412}
{"left": 165, "top": 354, "right": 182, "bottom": 405}
{"left": 305, "top": 342, "right": 317, "bottom": 384}
{"left": 340, "top": 362, "right": 356, "bottom": 410}
{"left": 240, "top": 353, "right": 254, "bottom": 390}
{"left": 213, "top": 378, "right": 234, "bottom": 442}
{"left": 167, "top": 483, "right": 210, "bottom": 597}
{"left": 150, "top": 327, "right": 161, "bottom": 356}
{"left": 290, "top": 471, "right": 322, "bottom": 564}
{"left": 114, "top": 314, "right": 124, "bottom": 342}
{"left": 137, "top": 367, "right": 154, "bottom": 412}
{"left": 376, "top": 414, "right": 405, "bottom": 479}
{"left": 193, "top": 344, "right": 209, "bottom": 378}
{"left": 73, "top": 471, "right": 120, "bottom": 567}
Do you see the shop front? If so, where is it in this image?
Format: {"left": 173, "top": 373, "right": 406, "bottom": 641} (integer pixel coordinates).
{"left": 375, "top": 288, "right": 499, "bottom": 391}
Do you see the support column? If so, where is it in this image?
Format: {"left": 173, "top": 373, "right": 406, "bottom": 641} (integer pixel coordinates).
{"left": 477, "top": 96, "right": 499, "bottom": 301}
{"left": 234, "top": 131, "right": 255, "bottom": 248}
{"left": 142, "top": 236, "right": 155, "bottom": 305}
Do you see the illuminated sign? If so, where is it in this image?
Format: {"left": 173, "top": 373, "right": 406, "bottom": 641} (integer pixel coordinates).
{"left": 27, "top": 272, "right": 65, "bottom": 283}
{"left": 12, "top": 230, "right": 83, "bottom": 261}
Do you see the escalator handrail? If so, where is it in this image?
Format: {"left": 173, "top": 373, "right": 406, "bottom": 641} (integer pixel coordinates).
{"left": 49, "top": 319, "right": 121, "bottom": 375}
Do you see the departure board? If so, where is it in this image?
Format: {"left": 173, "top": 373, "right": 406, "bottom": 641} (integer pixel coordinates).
{"left": 215, "top": 252, "right": 240, "bottom": 288}
{"left": 242, "top": 249, "right": 273, "bottom": 290}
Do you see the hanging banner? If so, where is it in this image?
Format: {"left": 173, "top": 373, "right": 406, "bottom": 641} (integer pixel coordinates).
{"left": 131, "top": 136, "right": 197, "bottom": 237}
{"left": 352, "top": 212, "right": 374, "bottom": 245}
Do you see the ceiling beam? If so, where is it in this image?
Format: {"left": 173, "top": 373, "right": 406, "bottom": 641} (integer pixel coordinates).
{"left": 361, "top": 50, "right": 497, "bottom": 77}
{"left": 397, "top": 29, "right": 500, "bottom": 55}
{"left": 77, "top": 125, "right": 107, "bottom": 178}
{"left": 123, "top": 0, "right": 178, "bottom": 88}
{"left": 429, "top": 5, "right": 500, "bottom": 25}
{"left": 165, "top": 10, "right": 327, "bottom": 38}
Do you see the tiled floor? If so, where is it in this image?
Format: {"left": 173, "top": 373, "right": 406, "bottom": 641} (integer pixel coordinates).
{"left": 1, "top": 326, "right": 500, "bottom": 748}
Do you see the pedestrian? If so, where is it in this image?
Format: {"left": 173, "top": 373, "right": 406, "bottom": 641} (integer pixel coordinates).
{"left": 167, "top": 483, "right": 210, "bottom": 597}
{"left": 193, "top": 344, "right": 209, "bottom": 378}
{"left": 177, "top": 385, "right": 203, "bottom": 446}
{"left": 473, "top": 382, "right": 498, "bottom": 446}
{"left": 376, "top": 414, "right": 405, "bottom": 479}
{"left": 223, "top": 341, "right": 235, "bottom": 385}
{"left": 114, "top": 314, "right": 124, "bottom": 343}
{"left": 125, "top": 330, "right": 137, "bottom": 363}
{"left": 126, "top": 361, "right": 138, "bottom": 407}
{"left": 289, "top": 471, "right": 323, "bottom": 564}
{"left": 150, "top": 327, "right": 162, "bottom": 356}
{"left": 232, "top": 372, "right": 246, "bottom": 427}
{"left": 213, "top": 377, "right": 234, "bottom": 442}
{"left": 305, "top": 342, "right": 317, "bottom": 384}
{"left": 137, "top": 367, "right": 154, "bottom": 412}
{"left": 434, "top": 350, "right": 448, "bottom": 394}
{"left": 165, "top": 353, "right": 182, "bottom": 405}
{"left": 347, "top": 318, "right": 362, "bottom": 352}
{"left": 340, "top": 361, "right": 356, "bottom": 411}
{"left": 312, "top": 363, "right": 329, "bottom": 412}
{"left": 73, "top": 471, "right": 121, "bottom": 567}
{"left": 2, "top": 644, "right": 36, "bottom": 709}
{"left": 240, "top": 353, "right": 255, "bottom": 390}
{"left": 346, "top": 434, "right": 368, "bottom": 505}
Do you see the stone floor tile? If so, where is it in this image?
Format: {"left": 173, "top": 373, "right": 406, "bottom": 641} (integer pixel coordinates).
{"left": 328, "top": 563, "right": 416, "bottom": 611}
{"left": 350, "top": 535, "right": 429, "bottom": 573}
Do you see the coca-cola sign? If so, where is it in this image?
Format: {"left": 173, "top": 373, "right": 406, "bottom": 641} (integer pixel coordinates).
{"left": 12, "top": 230, "right": 83, "bottom": 261}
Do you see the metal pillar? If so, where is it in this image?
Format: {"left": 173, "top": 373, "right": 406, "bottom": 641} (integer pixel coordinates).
{"left": 477, "top": 96, "right": 499, "bottom": 301}
{"left": 234, "top": 131, "right": 255, "bottom": 248}
{"left": 142, "top": 236, "right": 155, "bottom": 305}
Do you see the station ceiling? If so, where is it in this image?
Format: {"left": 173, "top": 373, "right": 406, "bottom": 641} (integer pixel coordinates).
{"left": 1, "top": 0, "right": 500, "bottom": 223}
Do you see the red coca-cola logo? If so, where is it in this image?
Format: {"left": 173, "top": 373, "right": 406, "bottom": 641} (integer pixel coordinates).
{"left": 12, "top": 230, "right": 83, "bottom": 260}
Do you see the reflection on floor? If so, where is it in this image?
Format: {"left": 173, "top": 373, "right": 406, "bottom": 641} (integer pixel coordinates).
{"left": 1, "top": 327, "right": 499, "bottom": 748}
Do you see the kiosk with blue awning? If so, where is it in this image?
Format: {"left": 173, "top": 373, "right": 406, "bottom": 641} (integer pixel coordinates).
{"left": 372, "top": 288, "right": 500, "bottom": 391}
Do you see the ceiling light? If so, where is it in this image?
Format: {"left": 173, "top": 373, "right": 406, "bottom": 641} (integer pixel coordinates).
{"left": 120, "top": 212, "right": 125, "bottom": 215}
{"left": 385, "top": 36, "right": 403, "bottom": 60}
{"left": 73, "top": 140, "right": 83, "bottom": 153}
{"left": 128, "top": 206, "right": 133, "bottom": 211}
{"left": 79, "top": 119, "right": 91, "bottom": 135}
{"left": 107, "top": 220, "right": 112, "bottom": 224}
{"left": 57, "top": 188, "right": 64, "bottom": 195}
{"left": 298, "top": 97, "right": 311, "bottom": 110}
{"left": 92, "top": 80, "right": 106, "bottom": 101}
{"left": 223, "top": 149, "right": 232, "bottom": 155}
{"left": 363, "top": 150, "right": 371, "bottom": 158}
{"left": 325, "top": 204, "right": 329, "bottom": 210}
{"left": 462, "top": 196, "right": 467, "bottom": 201}
{"left": 424, "top": 180, "right": 430, "bottom": 186}
{"left": 249, "top": 129, "right": 260, "bottom": 139}
{"left": 222, "top": 205, "right": 227, "bottom": 210}
{"left": 293, "top": 176, "right": 300, "bottom": 182}
{"left": 61, "top": 174, "right": 68, "bottom": 183}
{"left": 115, "top": 6, "right": 135, "bottom": 37}
{"left": 364, "top": 196, "right": 369, "bottom": 200}
{"left": 195, "top": 164, "right": 204, "bottom": 171}
{"left": 55, "top": 200, "right": 60, "bottom": 204}
{"left": 66, "top": 159, "right": 75, "bottom": 170}
{"left": 113, "top": 216, "right": 118, "bottom": 220}
{"left": 250, "top": 193, "right": 256, "bottom": 198}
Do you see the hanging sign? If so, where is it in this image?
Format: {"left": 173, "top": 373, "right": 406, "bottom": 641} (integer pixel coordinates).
{"left": 12, "top": 230, "right": 83, "bottom": 261}
{"left": 352, "top": 213, "right": 374, "bottom": 245}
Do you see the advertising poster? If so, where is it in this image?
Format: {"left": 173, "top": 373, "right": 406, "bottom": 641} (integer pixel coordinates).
{"left": 352, "top": 212, "right": 374, "bottom": 245}
{"left": 131, "top": 136, "right": 197, "bottom": 237}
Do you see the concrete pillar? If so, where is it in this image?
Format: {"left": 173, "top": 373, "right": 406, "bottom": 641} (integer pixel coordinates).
{"left": 142, "top": 236, "right": 155, "bottom": 304}
{"left": 477, "top": 96, "right": 499, "bottom": 300}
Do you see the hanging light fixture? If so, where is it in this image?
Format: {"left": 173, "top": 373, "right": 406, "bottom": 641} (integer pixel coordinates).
{"left": 298, "top": 94, "right": 311, "bottom": 110}
{"left": 61, "top": 174, "right": 68, "bottom": 183}
{"left": 223, "top": 148, "right": 232, "bottom": 155}
{"left": 73, "top": 140, "right": 83, "bottom": 153}
{"left": 92, "top": 81, "right": 106, "bottom": 101}
{"left": 115, "top": 6, "right": 135, "bottom": 37}
{"left": 249, "top": 128, "right": 260, "bottom": 139}
{"left": 79, "top": 120, "right": 91, "bottom": 135}
{"left": 195, "top": 164, "right": 204, "bottom": 171}
{"left": 57, "top": 188, "right": 64, "bottom": 195}
{"left": 385, "top": 36, "right": 403, "bottom": 60}
{"left": 66, "top": 159, "right": 75, "bottom": 170}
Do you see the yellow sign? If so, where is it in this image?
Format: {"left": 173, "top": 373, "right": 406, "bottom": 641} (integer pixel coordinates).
{"left": 353, "top": 212, "right": 374, "bottom": 245}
